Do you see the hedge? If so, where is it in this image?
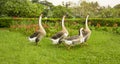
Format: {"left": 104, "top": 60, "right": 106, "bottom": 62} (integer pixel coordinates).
{"left": 0, "top": 18, "right": 13, "bottom": 27}
{"left": 0, "top": 18, "right": 120, "bottom": 28}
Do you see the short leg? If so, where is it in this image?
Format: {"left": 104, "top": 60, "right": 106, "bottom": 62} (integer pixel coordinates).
{"left": 36, "top": 42, "right": 38, "bottom": 45}
{"left": 35, "top": 38, "right": 39, "bottom": 45}
{"left": 58, "top": 38, "right": 63, "bottom": 44}
{"left": 63, "top": 42, "right": 69, "bottom": 49}
{"left": 80, "top": 42, "right": 84, "bottom": 47}
{"left": 56, "top": 44, "right": 60, "bottom": 48}
{"left": 67, "top": 45, "right": 71, "bottom": 50}
{"left": 80, "top": 44, "right": 83, "bottom": 47}
{"left": 83, "top": 42, "right": 88, "bottom": 46}
{"left": 80, "top": 42, "right": 88, "bottom": 47}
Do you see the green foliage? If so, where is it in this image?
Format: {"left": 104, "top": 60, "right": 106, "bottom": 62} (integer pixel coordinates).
{"left": 31, "top": 0, "right": 39, "bottom": 3}
{"left": 51, "top": 5, "right": 72, "bottom": 18}
{"left": 114, "top": 4, "right": 120, "bottom": 9}
{"left": 75, "top": 1, "right": 100, "bottom": 18}
{"left": 0, "top": 0, "right": 44, "bottom": 17}
{"left": 112, "top": 27, "right": 120, "bottom": 35}
{"left": 39, "top": 0, "right": 53, "bottom": 7}
{"left": 1, "top": 18, "right": 120, "bottom": 27}
{"left": 0, "top": 18, "right": 13, "bottom": 27}
{"left": 99, "top": 7, "right": 120, "bottom": 18}
{"left": 1, "top": 18, "right": 120, "bottom": 36}
{"left": 0, "top": 0, "right": 120, "bottom": 18}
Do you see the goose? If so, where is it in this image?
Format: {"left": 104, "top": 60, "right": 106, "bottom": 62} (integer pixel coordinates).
{"left": 28, "top": 14, "right": 46, "bottom": 45}
{"left": 63, "top": 28, "right": 84, "bottom": 49}
{"left": 51, "top": 15, "right": 68, "bottom": 44}
{"left": 82, "top": 15, "right": 91, "bottom": 42}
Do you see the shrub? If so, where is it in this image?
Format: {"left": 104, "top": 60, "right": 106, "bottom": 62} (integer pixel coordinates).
{"left": 0, "top": 0, "right": 44, "bottom": 17}
{"left": 112, "top": 27, "right": 120, "bottom": 35}
{"left": 1, "top": 18, "right": 120, "bottom": 36}
{"left": 1, "top": 18, "right": 120, "bottom": 27}
{"left": 0, "top": 18, "right": 13, "bottom": 27}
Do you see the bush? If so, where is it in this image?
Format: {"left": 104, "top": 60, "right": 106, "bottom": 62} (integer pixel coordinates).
{"left": 1, "top": 18, "right": 120, "bottom": 28}
{"left": 1, "top": 18, "right": 120, "bottom": 36}
{"left": 89, "top": 18, "right": 120, "bottom": 26}
{"left": 112, "top": 27, "right": 120, "bottom": 35}
{"left": 0, "top": 18, "right": 13, "bottom": 27}
{"left": 0, "top": 0, "right": 44, "bottom": 17}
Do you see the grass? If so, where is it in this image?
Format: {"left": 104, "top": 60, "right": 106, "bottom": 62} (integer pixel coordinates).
{"left": 0, "top": 29, "right": 120, "bottom": 64}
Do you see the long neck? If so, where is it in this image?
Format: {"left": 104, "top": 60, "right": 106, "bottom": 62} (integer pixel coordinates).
{"left": 79, "top": 29, "right": 83, "bottom": 37}
{"left": 85, "top": 15, "right": 89, "bottom": 29}
{"left": 62, "top": 17, "right": 67, "bottom": 32}
{"left": 62, "top": 17, "right": 65, "bottom": 29}
{"left": 38, "top": 15, "right": 46, "bottom": 33}
{"left": 39, "top": 16, "right": 43, "bottom": 28}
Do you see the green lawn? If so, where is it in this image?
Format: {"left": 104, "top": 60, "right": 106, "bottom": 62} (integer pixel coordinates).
{"left": 0, "top": 29, "right": 120, "bottom": 64}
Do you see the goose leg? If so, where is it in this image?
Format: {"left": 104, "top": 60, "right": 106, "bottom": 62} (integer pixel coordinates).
{"left": 35, "top": 38, "right": 39, "bottom": 45}
{"left": 56, "top": 44, "right": 60, "bottom": 48}
{"left": 36, "top": 42, "right": 38, "bottom": 45}
{"left": 63, "top": 42, "right": 68, "bottom": 48}
{"left": 80, "top": 43, "right": 84, "bottom": 47}
{"left": 83, "top": 42, "right": 88, "bottom": 46}
{"left": 67, "top": 45, "right": 72, "bottom": 50}
{"left": 63, "top": 42, "right": 70, "bottom": 49}
{"left": 80, "top": 42, "right": 88, "bottom": 47}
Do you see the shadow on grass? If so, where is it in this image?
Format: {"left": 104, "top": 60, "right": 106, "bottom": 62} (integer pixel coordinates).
{"left": 47, "top": 43, "right": 90, "bottom": 51}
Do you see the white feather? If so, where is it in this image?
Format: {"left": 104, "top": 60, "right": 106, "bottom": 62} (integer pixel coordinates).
{"left": 80, "top": 38, "right": 84, "bottom": 43}
{"left": 28, "top": 37, "right": 37, "bottom": 42}
{"left": 51, "top": 33, "right": 68, "bottom": 44}
{"left": 64, "top": 40, "right": 72, "bottom": 45}
{"left": 64, "top": 33, "right": 68, "bottom": 37}
{"left": 51, "top": 38, "right": 60, "bottom": 44}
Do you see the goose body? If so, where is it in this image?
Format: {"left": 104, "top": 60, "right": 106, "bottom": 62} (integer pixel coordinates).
{"left": 51, "top": 32, "right": 68, "bottom": 44}
{"left": 63, "top": 28, "right": 84, "bottom": 46}
{"left": 29, "top": 14, "right": 46, "bottom": 45}
{"left": 82, "top": 15, "right": 91, "bottom": 42}
{"left": 51, "top": 15, "right": 68, "bottom": 44}
{"left": 29, "top": 32, "right": 40, "bottom": 42}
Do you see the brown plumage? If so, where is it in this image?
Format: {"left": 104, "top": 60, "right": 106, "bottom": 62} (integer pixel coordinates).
{"left": 29, "top": 14, "right": 46, "bottom": 45}
{"left": 82, "top": 15, "right": 91, "bottom": 42}
{"left": 51, "top": 15, "right": 69, "bottom": 44}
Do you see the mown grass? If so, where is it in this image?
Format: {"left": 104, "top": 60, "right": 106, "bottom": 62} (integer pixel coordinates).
{"left": 0, "top": 29, "right": 120, "bottom": 64}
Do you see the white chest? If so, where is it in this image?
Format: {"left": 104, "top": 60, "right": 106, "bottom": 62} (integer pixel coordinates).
{"left": 51, "top": 38, "right": 60, "bottom": 44}
{"left": 29, "top": 37, "right": 37, "bottom": 42}
{"left": 64, "top": 40, "right": 72, "bottom": 45}
{"left": 80, "top": 38, "right": 84, "bottom": 43}
{"left": 64, "top": 33, "right": 68, "bottom": 37}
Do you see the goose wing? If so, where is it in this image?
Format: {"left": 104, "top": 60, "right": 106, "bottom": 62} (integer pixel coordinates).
{"left": 82, "top": 30, "right": 88, "bottom": 37}
{"left": 29, "top": 31, "right": 40, "bottom": 38}
{"left": 64, "top": 35, "right": 81, "bottom": 45}
{"left": 65, "top": 35, "right": 79, "bottom": 40}
{"left": 51, "top": 31, "right": 64, "bottom": 39}
{"left": 83, "top": 33, "right": 91, "bottom": 42}
{"left": 82, "top": 30, "right": 91, "bottom": 37}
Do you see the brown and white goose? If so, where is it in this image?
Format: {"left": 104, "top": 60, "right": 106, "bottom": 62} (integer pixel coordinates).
{"left": 51, "top": 15, "right": 68, "bottom": 44}
{"left": 82, "top": 15, "right": 91, "bottom": 42}
{"left": 29, "top": 14, "right": 46, "bottom": 45}
{"left": 63, "top": 28, "right": 84, "bottom": 49}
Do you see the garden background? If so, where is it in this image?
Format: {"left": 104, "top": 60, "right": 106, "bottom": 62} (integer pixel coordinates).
{"left": 0, "top": 0, "right": 120, "bottom": 64}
